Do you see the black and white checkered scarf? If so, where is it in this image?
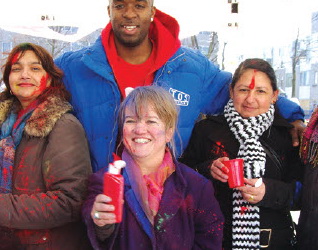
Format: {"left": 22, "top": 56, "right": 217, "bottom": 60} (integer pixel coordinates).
{"left": 224, "top": 99, "right": 274, "bottom": 249}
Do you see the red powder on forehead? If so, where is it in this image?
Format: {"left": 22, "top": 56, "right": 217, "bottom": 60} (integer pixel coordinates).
{"left": 249, "top": 69, "right": 257, "bottom": 89}
{"left": 11, "top": 52, "right": 21, "bottom": 65}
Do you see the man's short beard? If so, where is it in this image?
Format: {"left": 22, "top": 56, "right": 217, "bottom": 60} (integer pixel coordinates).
{"left": 114, "top": 32, "right": 148, "bottom": 48}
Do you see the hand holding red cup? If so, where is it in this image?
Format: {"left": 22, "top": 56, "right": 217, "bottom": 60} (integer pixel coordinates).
{"left": 222, "top": 158, "right": 244, "bottom": 188}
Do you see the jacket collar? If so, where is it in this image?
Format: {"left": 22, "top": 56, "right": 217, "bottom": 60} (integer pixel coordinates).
{"left": 81, "top": 37, "right": 115, "bottom": 82}
{"left": 81, "top": 36, "right": 187, "bottom": 87}
{"left": 123, "top": 159, "right": 187, "bottom": 243}
{"left": 123, "top": 169, "right": 155, "bottom": 243}
{"left": 0, "top": 95, "right": 72, "bottom": 137}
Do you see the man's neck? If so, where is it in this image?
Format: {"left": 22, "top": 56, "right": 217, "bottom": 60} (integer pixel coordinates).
{"left": 115, "top": 38, "right": 153, "bottom": 65}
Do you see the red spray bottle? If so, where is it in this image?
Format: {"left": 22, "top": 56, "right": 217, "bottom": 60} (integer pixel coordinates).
{"left": 103, "top": 154, "right": 126, "bottom": 223}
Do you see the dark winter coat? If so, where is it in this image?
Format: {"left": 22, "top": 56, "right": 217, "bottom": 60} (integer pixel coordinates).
{"left": 82, "top": 160, "right": 224, "bottom": 250}
{"left": 181, "top": 113, "right": 303, "bottom": 249}
{"left": 0, "top": 96, "right": 93, "bottom": 250}
{"left": 297, "top": 163, "right": 318, "bottom": 249}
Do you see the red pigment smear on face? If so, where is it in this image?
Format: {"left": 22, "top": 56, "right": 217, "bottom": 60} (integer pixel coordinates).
{"left": 249, "top": 69, "right": 257, "bottom": 89}
{"left": 27, "top": 73, "right": 50, "bottom": 101}
{"left": 11, "top": 52, "right": 20, "bottom": 65}
{"left": 38, "top": 74, "right": 49, "bottom": 92}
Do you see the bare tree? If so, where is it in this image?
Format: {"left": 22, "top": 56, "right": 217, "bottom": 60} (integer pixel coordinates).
{"left": 291, "top": 30, "right": 300, "bottom": 97}
{"left": 181, "top": 31, "right": 219, "bottom": 65}
{"left": 291, "top": 29, "right": 310, "bottom": 97}
{"left": 221, "top": 42, "right": 227, "bottom": 70}
{"left": 46, "top": 26, "right": 74, "bottom": 58}
{"left": 206, "top": 32, "right": 219, "bottom": 64}
{"left": 190, "top": 35, "right": 199, "bottom": 50}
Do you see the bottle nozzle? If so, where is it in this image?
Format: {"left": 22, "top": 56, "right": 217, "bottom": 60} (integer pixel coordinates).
{"left": 108, "top": 160, "right": 126, "bottom": 175}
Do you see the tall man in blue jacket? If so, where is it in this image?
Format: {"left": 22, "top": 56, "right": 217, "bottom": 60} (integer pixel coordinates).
{"left": 55, "top": 0, "right": 304, "bottom": 173}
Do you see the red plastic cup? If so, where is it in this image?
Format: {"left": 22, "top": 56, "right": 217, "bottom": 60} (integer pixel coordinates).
{"left": 222, "top": 159, "right": 244, "bottom": 188}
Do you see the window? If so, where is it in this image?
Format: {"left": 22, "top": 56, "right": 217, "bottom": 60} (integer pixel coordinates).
{"left": 300, "top": 71, "right": 310, "bottom": 86}
{"left": 231, "top": 3, "right": 238, "bottom": 13}
{"left": 286, "top": 74, "right": 293, "bottom": 87}
{"left": 2, "top": 42, "right": 12, "bottom": 53}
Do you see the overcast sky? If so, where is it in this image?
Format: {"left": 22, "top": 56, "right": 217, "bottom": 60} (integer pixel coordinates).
{"left": 2, "top": 0, "right": 318, "bottom": 65}
{"left": 3, "top": 0, "right": 317, "bottom": 35}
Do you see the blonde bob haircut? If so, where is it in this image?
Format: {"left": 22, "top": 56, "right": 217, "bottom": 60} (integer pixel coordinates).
{"left": 118, "top": 86, "right": 179, "bottom": 157}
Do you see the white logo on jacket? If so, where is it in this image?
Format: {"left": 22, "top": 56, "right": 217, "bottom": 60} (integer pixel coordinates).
{"left": 169, "top": 88, "right": 190, "bottom": 106}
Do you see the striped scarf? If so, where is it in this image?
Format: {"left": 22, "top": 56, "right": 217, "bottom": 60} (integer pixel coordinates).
{"left": 224, "top": 99, "right": 274, "bottom": 249}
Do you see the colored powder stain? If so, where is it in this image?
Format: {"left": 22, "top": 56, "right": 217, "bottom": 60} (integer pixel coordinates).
{"left": 14, "top": 147, "right": 33, "bottom": 191}
{"left": 19, "top": 173, "right": 30, "bottom": 189}
{"left": 157, "top": 217, "right": 164, "bottom": 230}
{"left": 249, "top": 69, "right": 257, "bottom": 89}
{"left": 2, "top": 168, "right": 8, "bottom": 182}
{"left": 240, "top": 206, "right": 248, "bottom": 215}
{"left": 210, "top": 142, "right": 229, "bottom": 158}
{"left": 22, "top": 74, "right": 50, "bottom": 104}
{"left": 37, "top": 74, "right": 49, "bottom": 94}
{"left": 11, "top": 52, "right": 20, "bottom": 65}
{"left": 156, "top": 213, "right": 174, "bottom": 232}
{"left": 19, "top": 43, "right": 31, "bottom": 49}
{"left": 214, "top": 142, "right": 223, "bottom": 156}
{"left": 13, "top": 101, "right": 39, "bottom": 129}
{"left": 41, "top": 193, "right": 47, "bottom": 199}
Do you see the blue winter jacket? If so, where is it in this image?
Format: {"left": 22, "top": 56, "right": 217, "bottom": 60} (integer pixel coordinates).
{"left": 55, "top": 37, "right": 233, "bottom": 172}
{"left": 55, "top": 36, "right": 304, "bottom": 172}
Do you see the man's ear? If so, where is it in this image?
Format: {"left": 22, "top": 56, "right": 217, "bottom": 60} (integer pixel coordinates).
{"left": 151, "top": 6, "right": 156, "bottom": 20}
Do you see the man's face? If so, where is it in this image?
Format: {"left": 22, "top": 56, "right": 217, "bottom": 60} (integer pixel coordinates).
{"left": 108, "top": 0, "right": 156, "bottom": 47}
